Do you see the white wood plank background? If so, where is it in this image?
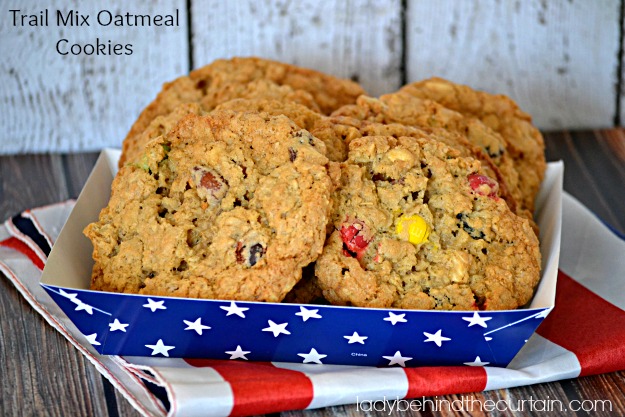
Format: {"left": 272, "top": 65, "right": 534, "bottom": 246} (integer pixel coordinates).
{"left": 0, "top": 0, "right": 623, "bottom": 154}
{"left": 406, "top": 0, "right": 621, "bottom": 130}
{"left": 190, "top": 0, "right": 403, "bottom": 97}
{"left": 0, "top": 0, "right": 188, "bottom": 154}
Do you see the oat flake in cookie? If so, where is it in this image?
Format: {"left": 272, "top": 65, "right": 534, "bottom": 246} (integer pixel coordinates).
{"left": 85, "top": 111, "right": 334, "bottom": 302}
{"left": 315, "top": 135, "right": 541, "bottom": 310}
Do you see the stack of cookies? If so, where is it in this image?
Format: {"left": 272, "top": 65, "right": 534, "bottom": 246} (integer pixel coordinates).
{"left": 84, "top": 57, "right": 545, "bottom": 311}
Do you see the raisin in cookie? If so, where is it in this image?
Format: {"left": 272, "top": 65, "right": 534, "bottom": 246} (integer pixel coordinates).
{"left": 85, "top": 110, "right": 334, "bottom": 302}
{"left": 398, "top": 77, "right": 545, "bottom": 214}
{"left": 314, "top": 135, "right": 541, "bottom": 310}
{"left": 120, "top": 57, "right": 365, "bottom": 166}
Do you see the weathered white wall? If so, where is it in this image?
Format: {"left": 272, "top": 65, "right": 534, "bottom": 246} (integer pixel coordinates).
{"left": 0, "top": 0, "right": 622, "bottom": 154}
{"left": 406, "top": 0, "right": 620, "bottom": 130}
{"left": 191, "top": 0, "right": 402, "bottom": 97}
{"left": 0, "top": 0, "right": 188, "bottom": 154}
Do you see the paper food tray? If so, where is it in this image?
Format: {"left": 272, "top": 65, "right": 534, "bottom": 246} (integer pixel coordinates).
{"left": 41, "top": 149, "right": 563, "bottom": 367}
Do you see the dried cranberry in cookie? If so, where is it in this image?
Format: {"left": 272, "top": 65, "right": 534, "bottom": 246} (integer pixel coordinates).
{"left": 235, "top": 241, "right": 266, "bottom": 267}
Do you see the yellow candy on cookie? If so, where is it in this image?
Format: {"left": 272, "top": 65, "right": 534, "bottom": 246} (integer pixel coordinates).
{"left": 396, "top": 214, "right": 430, "bottom": 245}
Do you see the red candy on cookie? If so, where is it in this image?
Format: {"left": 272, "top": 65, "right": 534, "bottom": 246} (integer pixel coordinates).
{"left": 468, "top": 173, "right": 499, "bottom": 199}
{"left": 340, "top": 220, "right": 371, "bottom": 260}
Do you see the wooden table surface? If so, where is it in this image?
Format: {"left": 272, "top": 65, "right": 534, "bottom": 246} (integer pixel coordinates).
{"left": 1, "top": 129, "right": 625, "bottom": 416}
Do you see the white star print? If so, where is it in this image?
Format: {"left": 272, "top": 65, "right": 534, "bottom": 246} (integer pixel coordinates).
{"left": 344, "top": 332, "right": 368, "bottom": 344}
{"left": 383, "top": 312, "right": 407, "bottom": 325}
{"left": 145, "top": 339, "right": 175, "bottom": 356}
{"left": 143, "top": 298, "right": 166, "bottom": 312}
{"left": 382, "top": 351, "right": 412, "bottom": 367}
{"left": 225, "top": 345, "right": 251, "bottom": 360}
{"left": 464, "top": 356, "right": 490, "bottom": 366}
{"left": 423, "top": 329, "right": 451, "bottom": 347}
{"left": 462, "top": 312, "right": 492, "bottom": 328}
{"left": 220, "top": 301, "right": 249, "bottom": 318}
{"left": 58, "top": 290, "right": 94, "bottom": 315}
{"left": 74, "top": 301, "right": 94, "bottom": 315}
{"left": 298, "top": 348, "right": 327, "bottom": 364}
{"left": 295, "top": 306, "right": 322, "bottom": 322}
{"left": 108, "top": 319, "right": 128, "bottom": 332}
{"left": 183, "top": 318, "right": 211, "bottom": 335}
{"left": 59, "top": 289, "right": 78, "bottom": 300}
{"left": 84, "top": 333, "right": 101, "bottom": 346}
{"left": 262, "top": 320, "right": 291, "bottom": 337}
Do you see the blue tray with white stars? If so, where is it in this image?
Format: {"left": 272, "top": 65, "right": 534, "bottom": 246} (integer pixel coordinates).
{"left": 42, "top": 285, "right": 551, "bottom": 367}
{"left": 39, "top": 151, "right": 563, "bottom": 368}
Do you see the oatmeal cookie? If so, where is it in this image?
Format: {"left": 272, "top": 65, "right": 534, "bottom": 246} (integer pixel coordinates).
{"left": 120, "top": 57, "right": 365, "bottom": 166}
{"left": 398, "top": 77, "right": 546, "bottom": 213}
{"left": 312, "top": 111, "right": 518, "bottom": 215}
{"left": 85, "top": 111, "right": 335, "bottom": 302}
{"left": 331, "top": 94, "right": 531, "bottom": 223}
{"left": 314, "top": 135, "right": 541, "bottom": 310}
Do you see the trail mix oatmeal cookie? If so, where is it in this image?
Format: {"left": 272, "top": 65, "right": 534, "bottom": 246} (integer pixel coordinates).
{"left": 92, "top": 57, "right": 548, "bottom": 311}
{"left": 215, "top": 98, "right": 347, "bottom": 163}
{"left": 330, "top": 94, "right": 533, "bottom": 224}
{"left": 398, "top": 77, "right": 545, "bottom": 214}
{"left": 314, "top": 135, "right": 541, "bottom": 310}
{"left": 86, "top": 111, "right": 335, "bottom": 302}
{"left": 311, "top": 112, "right": 518, "bottom": 215}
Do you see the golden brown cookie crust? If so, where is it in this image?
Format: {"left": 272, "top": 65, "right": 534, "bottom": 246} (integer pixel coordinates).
{"left": 215, "top": 98, "right": 347, "bottom": 163}
{"left": 316, "top": 102, "right": 519, "bottom": 216}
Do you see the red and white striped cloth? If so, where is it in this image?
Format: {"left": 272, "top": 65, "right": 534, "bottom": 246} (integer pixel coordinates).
{"left": 1, "top": 192, "right": 625, "bottom": 417}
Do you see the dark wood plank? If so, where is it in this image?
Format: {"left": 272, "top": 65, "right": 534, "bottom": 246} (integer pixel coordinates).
{"left": 0, "top": 154, "right": 68, "bottom": 216}
{"left": 544, "top": 129, "right": 625, "bottom": 234}
{"left": 0, "top": 154, "right": 119, "bottom": 417}
{"left": 62, "top": 152, "right": 101, "bottom": 198}
{"left": 564, "top": 372, "right": 625, "bottom": 414}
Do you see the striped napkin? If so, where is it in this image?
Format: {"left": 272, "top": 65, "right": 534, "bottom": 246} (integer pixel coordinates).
{"left": 1, "top": 192, "right": 624, "bottom": 417}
